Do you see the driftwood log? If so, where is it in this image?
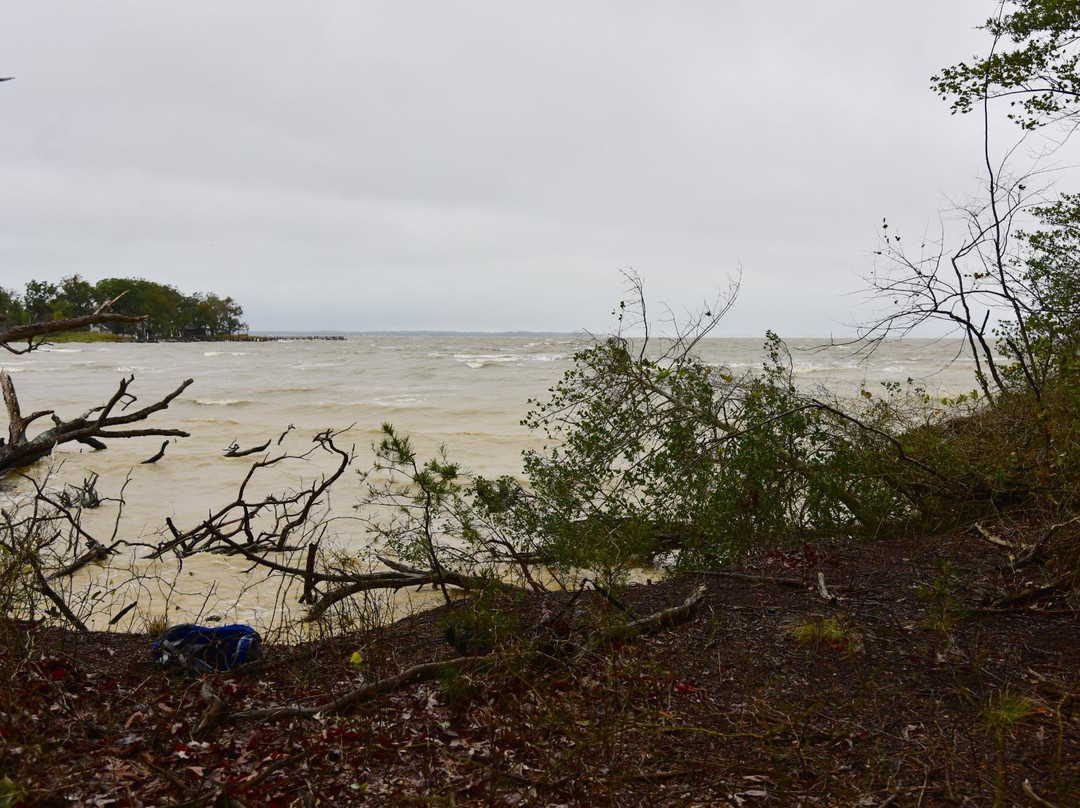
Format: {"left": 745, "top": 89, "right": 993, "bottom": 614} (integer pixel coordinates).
{"left": 45, "top": 539, "right": 117, "bottom": 582}
{"left": 225, "top": 439, "right": 272, "bottom": 458}
{"left": 141, "top": 441, "right": 170, "bottom": 464}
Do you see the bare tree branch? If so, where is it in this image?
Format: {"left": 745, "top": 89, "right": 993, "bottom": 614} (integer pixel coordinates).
{"left": 0, "top": 294, "right": 145, "bottom": 355}
{"left": 0, "top": 371, "right": 193, "bottom": 473}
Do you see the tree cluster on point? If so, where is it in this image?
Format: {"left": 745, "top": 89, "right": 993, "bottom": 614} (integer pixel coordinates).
{"left": 0, "top": 274, "right": 246, "bottom": 340}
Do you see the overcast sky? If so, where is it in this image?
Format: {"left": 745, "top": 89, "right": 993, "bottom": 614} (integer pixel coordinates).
{"left": 2, "top": 1, "right": 1017, "bottom": 335}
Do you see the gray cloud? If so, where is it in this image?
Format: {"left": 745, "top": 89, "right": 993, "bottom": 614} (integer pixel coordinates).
{"left": 2, "top": 1, "right": 1003, "bottom": 334}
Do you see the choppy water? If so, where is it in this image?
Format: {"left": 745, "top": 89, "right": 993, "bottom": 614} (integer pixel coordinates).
{"left": 1, "top": 335, "right": 984, "bottom": 631}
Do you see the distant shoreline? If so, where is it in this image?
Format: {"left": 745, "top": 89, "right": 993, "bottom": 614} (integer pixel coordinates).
{"left": 38, "top": 330, "right": 584, "bottom": 344}
{"left": 36, "top": 328, "right": 924, "bottom": 343}
{"left": 255, "top": 330, "right": 585, "bottom": 338}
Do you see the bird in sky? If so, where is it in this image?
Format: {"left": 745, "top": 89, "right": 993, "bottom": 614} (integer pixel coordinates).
{"left": 0, "top": 77, "right": 14, "bottom": 82}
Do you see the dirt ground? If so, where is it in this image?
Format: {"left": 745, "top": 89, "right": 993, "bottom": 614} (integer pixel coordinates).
{"left": 2, "top": 525, "right": 1078, "bottom": 807}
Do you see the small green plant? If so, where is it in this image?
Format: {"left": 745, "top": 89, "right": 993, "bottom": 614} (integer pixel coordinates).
{"left": 356, "top": 423, "right": 527, "bottom": 604}
{"left": 982, "top": 688, "right": 1040, "bottom": 808}
{"left": 436, "top": 664, "right": 482, "bottom": 710}
{"left": 0, "top": 776, "right": 27, "bottom": 808}
{"left": 981, "top": 689, "right": 1038, "bottom": 734}
{"left": 788, "top": 615, "right": 860, "bottom": 652}
{"left": 439, "top": 586, "right": 520, "bottom": 657}
{"left": 916, "top": 558, "right": 969, "bottom": 632}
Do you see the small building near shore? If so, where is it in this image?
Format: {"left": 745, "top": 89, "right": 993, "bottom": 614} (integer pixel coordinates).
{"left": 181, "top": 326, "right": 211, "bottom": 341}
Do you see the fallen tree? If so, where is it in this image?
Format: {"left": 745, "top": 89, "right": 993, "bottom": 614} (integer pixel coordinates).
{"left": 0, "top": 297, "right": 540, "bottom": 632}
{"left": 1, "top": 372, "right": 193, "bottom": 473}
{"left": 143, "top": 429, "right": 536, "bottom": 624}
{"left": 0, "top": 294, "right": 202, "bottom": 629}
{"left": 0, "top": 296, "right": 193, "bottom": 474}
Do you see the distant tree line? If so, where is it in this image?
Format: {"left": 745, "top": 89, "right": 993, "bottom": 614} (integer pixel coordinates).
{"left": 0, "top": 275, "right": 246, "bottom": 339}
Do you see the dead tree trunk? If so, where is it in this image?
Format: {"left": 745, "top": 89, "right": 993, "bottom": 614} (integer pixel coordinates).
{"left": 0, "top": 370, "right": 192, "bottom": 474}
{"left": 1, "top": 296, "right": 193, "bottom": 474}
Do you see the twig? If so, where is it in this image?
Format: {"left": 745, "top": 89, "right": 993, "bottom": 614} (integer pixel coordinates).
{"left": 615, "top": 767, "right": 702, "bottom": 783}
{"left": 145, "top": 759, "right": 193, "bottom": 800}
{"left": 239, "top": 588, "right": 708, "bottom": 722}
{"left": 687, "top": 570, "right": 810, "bottom": 588}
{"left": 992, "top": 567, "right": 1080, "bottom": 608}
{"left": 108, "top": 601, "right": 138, "bottom": 626}
{"left": 231, "top": 657, "right": 471, "bottom": 721}
{"left": 587, "top": 577, "right": 634, "bottom": 616}
{"left": 974, "top": 522, "right": 1013, "bottom": 549}
{"left": 1025, "top": 668, "right": 1079, "bottom": 700}
{"left": 968, "top": 606, "right": 1080, "bottom": 615}
{"left": 1023, "top": 779, "right": 1061, "bottom": 808}
{"left": 974, "top": 521, "right": 1044, "bottom": 563}
{"left": 34, "top": 568, "right": 87, "bottom": 631}
{"left": 193, "top": 681, "right": 226, "bottom": 741}
{"left": 242, "top": 748, "right": 312, "bottom": 790}
{"left": 300, "top": 543, "right": 319, "bottom": 604}
{"left": 461, "top": 752, "right": 538, "bottom": 786}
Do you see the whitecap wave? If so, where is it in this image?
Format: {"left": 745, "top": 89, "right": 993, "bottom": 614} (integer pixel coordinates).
{"left": 793, "top": 361, "right": 860, "bottom": 373}
{"left": 371, "top": 396, "right": 423, "bottom": 407}
{"left": 288, "top": 361, "right": 345, "bottom": 370}
{"left": 190, "top": 398, "right": 252, "bottom": 406}
{"left": 454, "top": 354, "right": 522, "bottom": 368}
{"left": 530, "top": 353, "right": 568, "bottom": 362}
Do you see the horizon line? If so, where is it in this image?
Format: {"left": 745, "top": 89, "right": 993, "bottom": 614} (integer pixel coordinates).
{"left": 246, "top": 329, "right": 905, "bottom": 340}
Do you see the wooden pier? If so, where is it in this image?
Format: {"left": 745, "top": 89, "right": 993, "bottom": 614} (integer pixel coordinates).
{"left": 217, "top": 334, "right": 347, "bottom": 342}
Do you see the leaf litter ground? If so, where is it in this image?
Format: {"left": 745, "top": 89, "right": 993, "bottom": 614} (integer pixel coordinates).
{"left": 2, "top": 527, "right": 1078, "bottom": 806}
